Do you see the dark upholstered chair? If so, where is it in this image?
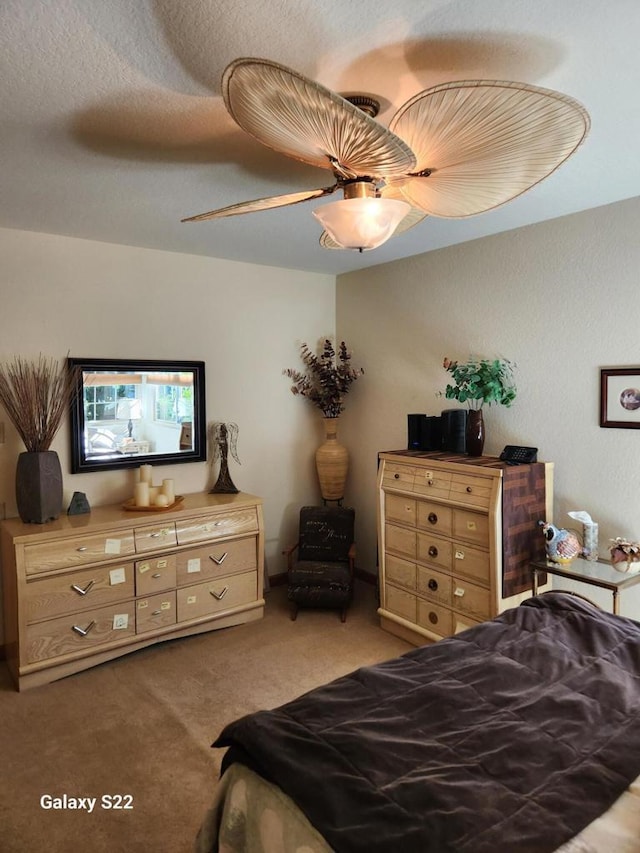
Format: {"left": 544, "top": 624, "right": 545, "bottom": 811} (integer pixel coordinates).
{"left": 283, "top": 506, "right": 355, "bottom": 623}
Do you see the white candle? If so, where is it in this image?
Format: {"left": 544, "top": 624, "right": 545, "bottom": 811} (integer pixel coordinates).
{"left": 161, "top": 479, "right": 175, "bottom": 504}
{"left": 154, "top": 494, "right": 169, "bottom": 507}
{"left": 134, "top": 482, "right": 150, "bottom": 507}
{"left": 148, "top": 486, "right": 160, "bottom": 503}
{"left": 139, "top": 464, "right": 152, "bottom": 484}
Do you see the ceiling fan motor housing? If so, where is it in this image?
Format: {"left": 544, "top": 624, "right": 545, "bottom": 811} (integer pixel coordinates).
{"left": 343, "top": 94, "right": 380, "bottom": 118}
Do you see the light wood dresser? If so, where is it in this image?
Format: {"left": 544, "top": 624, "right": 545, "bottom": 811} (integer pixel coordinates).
{"left": 1, "top": 491, "right": 264, "bottom": 690}
{"left": 377, "top": 450, "right": 552, "bottom": 646}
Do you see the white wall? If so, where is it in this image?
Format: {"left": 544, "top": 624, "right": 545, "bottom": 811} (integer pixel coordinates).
{"left": 0, "top": 227, "right": 336, "bottom": 640}
{"left": 337, "top": 196, "right": 640, "bottom": 619}
{"left": 4, "top": 194, "right": 640, "bottom": 643}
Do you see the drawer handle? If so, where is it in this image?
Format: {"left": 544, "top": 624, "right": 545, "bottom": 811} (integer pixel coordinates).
{"left": 209, "top": 586, "right": 228, "bottom": 601}
{"left": 428, "top": 611, "right": 439, "bottom": 625}
{"left": 428, "top": 578, "right": 438, "bottom": 591}
{"left": 428, "top": 546, "right": 438, "bottom": 557}
{"left": 152, "top": 572, "right": 162, "bottom": 578}
{"left": 394, "top": 473, "right": 400, "bottom": 479}
{"left": 454, "top": 587, "right": 465, "bottom": 598}
{"left": 214, "top": 521, "right": 223, "bottom": 527}
{"left": 209, "top": 552, "right": 228, "bottom": 566}
{"left": 71, "top": 580, "right": 95, "bottom": 596}
{"left": 151, "top": 609, "right": 162, "bottom": 616}
{"left": 428, "top": 479, "right": 434, "bottom": 486}
{"left": 150, "top": 532, "right": 161, "bottom": 538}
{"left": 76, "top": 546, "right": 88, "bottom": 552}
{"left": 427, "top": 512, "right": 438, "bottom": 525}
{"left": 466, "top": 486, "right": 473, "bottom": 493}
{"left": 72, "top": 620, "right": 95, "bottom": 637}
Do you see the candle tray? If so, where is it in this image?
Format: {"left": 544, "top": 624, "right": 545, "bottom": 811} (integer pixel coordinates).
{"left": 122, "top": 496, "right": 184, "bottom": 512}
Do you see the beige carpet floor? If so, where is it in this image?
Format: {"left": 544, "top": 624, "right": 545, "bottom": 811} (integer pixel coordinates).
{"left": 0, "top": 582, "right": 411, "bottom": 853}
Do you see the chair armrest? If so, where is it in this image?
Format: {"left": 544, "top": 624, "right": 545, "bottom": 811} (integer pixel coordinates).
{"left": 348, "top": 542, "right": 356, "bottom": 573}
{"left": 282, "top": 541, "right": 300, "bottom": 571}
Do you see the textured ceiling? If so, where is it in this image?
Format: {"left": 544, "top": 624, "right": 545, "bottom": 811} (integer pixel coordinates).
{"left": 1, "top": 0, "right": 639, "bottom": 274}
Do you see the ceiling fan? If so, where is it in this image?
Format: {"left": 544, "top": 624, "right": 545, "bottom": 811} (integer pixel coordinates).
{"left": 182, "top": 57, "right": 590, "bottom": 252}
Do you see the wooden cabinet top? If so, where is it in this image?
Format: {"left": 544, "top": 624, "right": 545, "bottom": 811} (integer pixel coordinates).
{"left": 0, "top": 491, "right": 262, "bottom": 544}
{"left": 379, "top": 450, "right": 549, "bottom": 479}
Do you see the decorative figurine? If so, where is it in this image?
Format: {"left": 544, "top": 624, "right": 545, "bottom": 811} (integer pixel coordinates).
{"left": 539, "top": 521, "right": 581, "bottom": 564}
{"left": 67, "top": 491, "right": 91, "bottom": 515}
{"left": 609, "top": 538, "right": 640, "bottom": 573}
{"left": 209, "top": 422, "right": 240, "bottom": 494}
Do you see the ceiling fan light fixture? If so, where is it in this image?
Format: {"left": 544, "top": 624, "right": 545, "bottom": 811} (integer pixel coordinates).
{"left": 313, "top": 197, "right": 410, "bottom": 251}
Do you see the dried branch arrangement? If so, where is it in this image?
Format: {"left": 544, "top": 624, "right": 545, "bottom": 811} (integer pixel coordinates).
{"left": 283, "top": 339, "right": 364, "bottom": 419}
{"left": 0, "top": 355, "right": 79, "bottom": 452}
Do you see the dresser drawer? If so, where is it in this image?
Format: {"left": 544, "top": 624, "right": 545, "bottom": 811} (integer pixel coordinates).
{"left": 452, "top": 543, "right": 490, "bottom": 586}
{"left": 454, "top": 612, "right": 483, "bottom": 634}
{"left": 417, "top": 598, "right": 453, "bottom": 638}
{"left": 412, "top": 467, "right": 451, "bottom": 500}
{"left": 452, "top": 579, "right": 491, "bottom": 622}
{"left": 450, "top": 474, "right": 493, "bottom": 509}
{"left": 382, "top": 463, "right": 415, "bottom": 491}
{"left": 416, "top": 501, "right": 452, "bottom": 537}
{"left": 417, "top": 531, "right": 452, "bottom": 572}
{"left": 176, "top": 570, "right": 257, "bottom": 622}
{"left": 136, "top": 591, "right": 177, "bottom": 633}
{"left": 385, "top": 493, "right": 416, "bottom": 527}
{"left": 385, "top": 554, "right": 416, "bottom": 591}
{"left": 134, "top": 523, "right": 178, "bottom": 553}
{"left": 385, "top": 524, "right": 416, "bottom": 560}
{"left": 385, "top": 584, "right": 416, "bottom": 623}
{"left": 25, "top": 563, "right": 134, "bottom": 623}
{"left": 452, "top": 509, "right": 490, "bottom": 546}
{"left": 175, "top": 536, "right": 257, "bottom": 586}
{"left": 176, "top": 508, "right": 259, "bottom": 545}
{"left": 25, "top": 601, "right": 136, "bottom": 663}
{"left": 24, "top": 530, "right": 135, "bottom": 575}
{"left": 135, "top": 555, "right": 177, "bottom": 595}
{"left": 417, "top": 565, "right": 452, "bottom": 607}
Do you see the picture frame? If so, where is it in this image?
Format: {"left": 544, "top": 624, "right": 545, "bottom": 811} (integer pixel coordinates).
{"left": 600, "top": 367, "right": 640, "bottom": 428}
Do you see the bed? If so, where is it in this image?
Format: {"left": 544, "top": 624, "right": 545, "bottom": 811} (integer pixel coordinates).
{"left": 195, "top": 592, "right": 640, "bottom": 853}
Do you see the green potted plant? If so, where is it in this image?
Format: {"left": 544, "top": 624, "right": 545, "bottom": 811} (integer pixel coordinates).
{"left": 441, "top": 356, "right": 517, "bottom": 456}
{"left": 284, "top": 339, "right": 364, "bottom": 500}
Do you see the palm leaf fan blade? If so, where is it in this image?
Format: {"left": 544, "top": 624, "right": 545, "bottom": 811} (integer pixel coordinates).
{"left": 182, "top": 186, "right": 337, "bottom": 222}
{"left": 390, "top": 80, "right": 590, "bottom": 217}
{"left": 223, "top": 58, "right": 416, "bottom": 178}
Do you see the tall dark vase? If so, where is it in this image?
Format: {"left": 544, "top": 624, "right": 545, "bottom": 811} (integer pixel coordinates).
{"left": 465, "top": 410, "right": 485, "bottom": 457}
{"left": 15, "top": 450, "right": 63, "bottom": 523}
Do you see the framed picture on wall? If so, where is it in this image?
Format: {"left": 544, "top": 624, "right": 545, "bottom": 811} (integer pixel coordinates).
{"left": 600, "top": 367, "right": 640, "bottom": 428}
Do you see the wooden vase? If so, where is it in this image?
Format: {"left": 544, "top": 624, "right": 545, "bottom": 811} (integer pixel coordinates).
{"left": 315, "top": 418, "right": 349, "bottom": 501}
{"left": 465, "top": 409, "right": 485, "bottom": 457}
{"left": 15, "top": 450, "right": 63, "bottom": 523}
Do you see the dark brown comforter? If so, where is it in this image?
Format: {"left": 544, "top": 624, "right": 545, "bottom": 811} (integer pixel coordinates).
{"left": 213, "top": 593, "right": 640, "bottom": 853}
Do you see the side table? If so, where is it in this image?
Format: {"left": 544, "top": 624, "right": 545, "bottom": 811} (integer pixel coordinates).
{"left": 118, "top": 440, "right": 150, "bottom": 455}
{"left": 530, "top": 557, "right": 640, "bottom": 615}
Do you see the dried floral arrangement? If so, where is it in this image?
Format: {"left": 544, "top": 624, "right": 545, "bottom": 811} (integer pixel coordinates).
{"left": 442, "top": 356, "right": 517, "bottom": 410}
{"left": 0, "top": 355, "right": 79, "bottom": 452}
{"left": 609, "top": 537, "right": 640, "bottom": 567}
{"left": 283, "top": 339, "right": 364, "bottom": 419}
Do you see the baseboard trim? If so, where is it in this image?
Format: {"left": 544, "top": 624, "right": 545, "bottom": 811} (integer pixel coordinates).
{"left": 268, "top": 569, "right": 377, "bottom": 587}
